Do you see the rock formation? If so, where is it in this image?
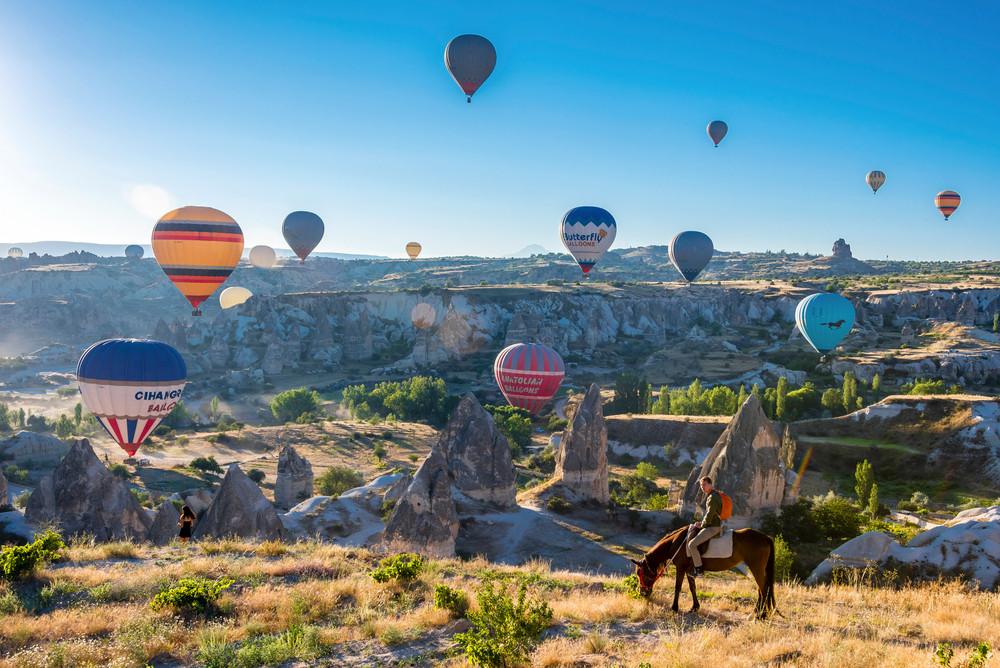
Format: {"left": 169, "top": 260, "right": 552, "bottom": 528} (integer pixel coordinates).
{"left": 207, "top": 335, "right": 230, "bottom": 368}
{"left": 193, "top": 464, "right": 289, "bottom": 541}
{"left": 148, "top": 500, "right": 181, "bottom": 545}
{"left": 180, "top": 488, "right": 213, "bottom": 516}
{"left": 262, "top": 340, "right": 285, "bottom": 375}
{"left": 383, "top": 451, "right": 459, "bottom": 558}
{"left": 555, "top": 383, "right": 609, "bottom": 503}
{"left": 274, "top": 445, "right": 314, "bottom": 509}
{"left": 831, "top": 238, "right": 852, "bottom": 259}
{"left": 435, "top": 393, "right": 517, "bottom": 510}
{"left": 0, "top": 431, "right": 71, "bottom": 464}
{"left": 679, "top": 396, "right": 785, "bottom": 524}
{"left": 0, "top": 466, "right": 7, "bottom": 505}
{"left": 25, "top": 438, "right": 152, "bottom": 540}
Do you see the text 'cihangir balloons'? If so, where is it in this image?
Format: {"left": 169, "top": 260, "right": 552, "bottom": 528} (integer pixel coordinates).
{"left": 219, "top": 286, "right": 253, "bottom": 309}
{"left": 866, "top": 171, "right": 886, "bottom": 194}
{"left": 405, "top": 242, "right": 422, "bottom": 260}
{"left": 795, "top": 293, "right": 856, "bottom": 354}
{"left": 707, "top": 120, "right": 728, "bottom": 147}
{"left": 445, "top": 34, "right": 496, "bottom": 102}
{"left": 282, "top": 211, "right": 325, "bottom": 263}
{"left": 560, "top": 206, "right": 617, "bottom": 274}
{"left": 669, "top": 231, "right": 714, "bottom": 283}
{"left": 125, "top": 244, "right": 144, "bottom": 260}
{"left": 77, "top": 339, "right": 186, "bottom": 456}
{"left": 152, "top": 206, "right": 244, "bottom": 316}
{"left": 935, "top": 191, "right": 961, "bottom": 220}
{"left": 249, "top": 245, "right": 276, "bottom": 273}
{"left": 494, "top": 343, "right": 565, "bottom": 415}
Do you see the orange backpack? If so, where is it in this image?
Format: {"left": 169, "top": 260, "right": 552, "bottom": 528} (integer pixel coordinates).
{"left": 717, "top": 491, "right": 733, "bottom": 521}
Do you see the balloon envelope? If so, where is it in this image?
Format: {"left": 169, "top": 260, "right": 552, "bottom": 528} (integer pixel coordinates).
{"left": 7, "top": 247, "right": 22, "bottom": 259}
{"left": 668, "top": 231, "right": 714, "bottom": 283}
{"left": 866, "top": 171, "right": 886, "bottom": 193}
{"left": 152, "top": 206, "right": 244, "bottom": 314}
{"left": 494, "top": 343, "right": 565, "bottom": 415}
{"left": 125, "top": 244, "right": 144, "bottom": 260}
{"left": 77, "top": 338, "right": 186, "bottom": 456}
{"left": 445, "top": 34, "right": 496, "bottom": 101}
{"left": 219, "top": 286, "right": 253, "bottom": 309}
{"left": 935, "top": 191, "right": 961, "bottom": 220}
{"left": 249, "top": 245, "right": 276, "bottom": 272}
{"left": 707, "top": 120, "right": 728, "bottom": 146}
{"left": 795, "top": 293, "right": 856, "bottom": 354}
{"left": 405, "top": 242, "right": 422, "bottom": 260}
{"left": 559, "top": 206, "right": 617, "bottom": 274}
{"left": 282, "top": 211, "right": 324, "bottom": 263}
{"left": 411, "top": 303, "right": 436, "bottom": 329}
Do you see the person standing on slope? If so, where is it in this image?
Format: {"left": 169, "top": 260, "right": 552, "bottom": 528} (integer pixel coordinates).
{"left": 685, "top": 476, "right": 723, "bottom": 577}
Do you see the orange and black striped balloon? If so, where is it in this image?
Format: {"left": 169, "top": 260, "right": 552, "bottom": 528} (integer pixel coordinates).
{"left": 935, "top": 191, "right": 961, "bottom": 221}
{"left": 152, "top": 206, "right": 244, "bottom": 313}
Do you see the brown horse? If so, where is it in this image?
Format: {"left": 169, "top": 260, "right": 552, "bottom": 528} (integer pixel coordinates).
{"left": 629, "top": 525, "right": 776, "bottom": 619}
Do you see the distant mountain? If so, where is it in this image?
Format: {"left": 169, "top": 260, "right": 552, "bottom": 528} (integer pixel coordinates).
{"left": 509, "top": 244, "right": 552, "bottom": 257}
{"left": 1, "top": 241, "right": 385, "bottom": 261}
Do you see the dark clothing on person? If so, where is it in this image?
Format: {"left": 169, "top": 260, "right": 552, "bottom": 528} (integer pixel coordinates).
{"left": 701, "top": 490, "right": 723, "bottom": 528}
{"left": 178, "top": 517, "right": 194, "bottom": 538}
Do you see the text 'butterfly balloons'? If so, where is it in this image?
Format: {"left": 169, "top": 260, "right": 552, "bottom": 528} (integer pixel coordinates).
{"left": 559, "top": 206, "right": 617, "bottom": 274}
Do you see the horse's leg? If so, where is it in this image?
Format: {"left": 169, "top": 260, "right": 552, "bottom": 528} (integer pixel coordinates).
{"left": 672, "top": 569, "right": 684, "bottom": 612}
{"left": 746, "top": 550, "right": 770, "bottom": 619}
{"left": 687, "top": 573, "right": 699, "bottom": 613}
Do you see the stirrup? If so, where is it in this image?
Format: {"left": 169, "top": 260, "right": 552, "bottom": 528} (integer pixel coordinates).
{"left": 690, "top": 566, "right": 703, "bottom": 577}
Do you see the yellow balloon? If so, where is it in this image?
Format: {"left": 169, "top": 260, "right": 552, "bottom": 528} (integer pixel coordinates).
{"left": 405, "top": 242, "right": 422, "bottom": 260}
{"left": 219, "top": 286, "right": 253, "bottom": 309}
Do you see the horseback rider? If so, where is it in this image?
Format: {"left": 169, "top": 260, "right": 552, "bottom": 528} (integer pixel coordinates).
{"left": 685, "top": 475, "right": 723, "bottom": 577}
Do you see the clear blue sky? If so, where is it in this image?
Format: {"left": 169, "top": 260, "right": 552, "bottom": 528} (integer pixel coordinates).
{"left": 1, "top": 1, "right": 998, "bottom": 260}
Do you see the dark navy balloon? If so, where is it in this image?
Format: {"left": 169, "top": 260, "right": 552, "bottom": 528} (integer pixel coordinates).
{"left": 125, "top": 244, "right": 144, "bottom": 260}
{"left": 795, "top": 293, "right": 856, "bottom": 354}
{"left": 445, "top": 34, "right": 496, "bottom": 102}
{"left": 668, "top": 231, "right": 714, "bottom": 282}
{"left": 282, "top": 211, "right": 325, "bottom": 264}
{"left": 707, "top": 120, "right": 728, "bottom": 147}
{"left": 77, "top": 339, "right": 187, "bottom": 456}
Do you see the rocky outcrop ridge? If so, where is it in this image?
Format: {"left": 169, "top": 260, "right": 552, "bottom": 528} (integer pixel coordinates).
{"left": 193, "top": 464, "right": 289, "bottom": 541}
{"left": 555, "top": 383, "right": 608, "bottom": 503}
{"left": 0, "top": 431, "right": 71, "bottom": 464}
{"left": 274, "top": 445, "right": 313, "bottom": 509}
{"left": 383, "top": 451, "right": 459, "bottom": 558}
{"left": 148, "top": 500, "right": 181, "bottom": 545}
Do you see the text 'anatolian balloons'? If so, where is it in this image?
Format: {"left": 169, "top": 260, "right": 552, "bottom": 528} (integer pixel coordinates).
{"left": 795, "top": 293, "right": 856, "bottom": 354}
{"left": 494, "top": 343, "right": 565, "bottom": 415}
{"left": 77, "top": 339, "right": 187, "bottom": 456}
{"left": 560, "top": 206, "right": 617, "bottom": 274}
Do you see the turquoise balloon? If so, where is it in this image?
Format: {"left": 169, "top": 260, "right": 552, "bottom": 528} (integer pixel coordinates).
{"left": 795, "top": 293, "right": 856, "bottom": 354}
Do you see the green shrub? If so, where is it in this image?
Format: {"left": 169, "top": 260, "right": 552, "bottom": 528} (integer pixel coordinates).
{"left": 270, "top": 388, "right": 322, "bottom": 423}
{"left": 0, "top": 531, "right": 65, "bottom": 580}
{"left": 108, "top": 463, "right": 131, "bottom": 480}
{"left": 635, "top": 461, "right": 658, "bottom": 480}
{"left": 813, "top": 496, "right": 863, "bottom": 541}
{"left": 14, "top": 491, "right": 30, "bottom": 509}
{"left": 455, "top": 578, "right": 553, "bottom": 668}
{"left": 316, "top": 466, "right": 364, "bottom": 497}
{"left": 368, "top": 553, "right": 424, "bottom": 584}
{"left": 547, "top": 496, "right": 571, "bottom": 513}
{"left": 190, "top": 456, "right": 223, "bottom": 473}
{"left": 247, "top": 469, "right": 266, "bottom": 484}
{"left": 545, "top": 416, "right": 568, "bottom": 432}
{"left": 3, "top": 465, "right": 28, "bottom": 484}
{"left": 773, "top": 535, "right": 796, "bottom": 582}
{"left": 150, "top": 576, "right": 233, "bottom": 614}
{"left": 433, "top": 584, "right": 470, "bottom": 617}
{"left": 644, "top": 494, "right": 671, "bottom": 511}
{"left": 372, "top": 442, "right": 387, "bottom": 460}
{"left": 759, "top": 499, "right": 822, "bottom": 544}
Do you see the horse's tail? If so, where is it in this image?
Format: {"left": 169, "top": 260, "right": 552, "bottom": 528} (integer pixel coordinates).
{"left": 763, "top": 534, "right": 776, "bottom": 616}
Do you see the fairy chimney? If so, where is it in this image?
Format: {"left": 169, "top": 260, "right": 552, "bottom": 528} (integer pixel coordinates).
{"left": 383, "top": 450, "right": 459, "bottom": 558}
{"left": 274, "top": 445, "right": 314, "bottom": 509}
{"left": 555, "top": 383, "right": 609, "bottom": 503}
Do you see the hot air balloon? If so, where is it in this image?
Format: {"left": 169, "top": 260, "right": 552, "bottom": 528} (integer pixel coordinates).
{"left": 219, "top": 286, "right": 253, "bottom": 309}
{"left": 494, "top": 343, "right": 565, "bottom": 415}
{"left": 866, "top": 171, "right": 886, "bottom": 194}
{"left": 405, "top": 242, "right": 422, "bottom": 260}
{"left": 282, "top": 211, "right": 324, "bottom": 263}
{"left": 76, "top": 338, "right": 186, "bottom": 457}
{"left": 935, "top": 191, "right": 961, "bottom": 220}
{"left": 7, "top": 247, "right": 22, "bottom": 259}
{"left": 445, "top": 34, "right": 496, "bottom": 102}
{"left": 707, "top": 121, "right": 728, "bottom": 147}
{"left": 669, "top": 231, "right": 714, "bottom": 283}
{"left": 249, "top": 245, "right": 276, "bottom": 273}
{"left": 125, "top": 244, "right": 144, "bottom": 260}
{"left": 411, "top": 303, "right": 436, "bottom": 329}
{"left": 559, "top": 206, "right": 617, "bottom": 274}
{"left": 795, "top": 293, "right": 856, "bottom": 354}
{"left": 152, "top": 206, "right": 244, "bottom": 316}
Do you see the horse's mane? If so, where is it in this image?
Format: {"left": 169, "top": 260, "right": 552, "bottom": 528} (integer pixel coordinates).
{"left": 644, "top": 524, "right": 691, "bottom": 568}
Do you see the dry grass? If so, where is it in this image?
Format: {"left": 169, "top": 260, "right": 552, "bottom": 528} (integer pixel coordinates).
{"left": 0, "top": 538, "right": 996, "bottom": 667}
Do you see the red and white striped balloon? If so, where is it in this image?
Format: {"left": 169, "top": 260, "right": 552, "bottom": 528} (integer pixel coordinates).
{"left": 494, "top": 343, "right": 565, "bottom": 415}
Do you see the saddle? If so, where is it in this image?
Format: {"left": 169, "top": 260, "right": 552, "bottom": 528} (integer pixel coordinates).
{"left": 700, "top": 527, "right": 734, "bottom": 559}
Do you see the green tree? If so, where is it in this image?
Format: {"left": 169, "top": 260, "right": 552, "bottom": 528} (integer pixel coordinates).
{"left": 994, "top": 313, "right": 999, "bottom": 333}
{"left": 872, "top": 373, "right": 881, "bottom": 394}
{"left": 484, "top": 405, "right": 532, "bottom": 453}
{"left": 775, "top": 377, "right": 788, "bottom": 420}
{"left": 271, "top": 387, "right": 322, "bottom": 423}
{"left": 842, "top": 371, "right": 858, "bottom": 414}
{"left": 867, "top": 483, "right": 880, "bottom": 517}
{"left": 855, "top": 459, "right": 874, "bottom": 508}
{"left": 316, "top": 466, "right": 364, "bottom": 497}
{"left": 160, "top": 401, "right": 192, "bottom": 429}
{"left": 651, "top": 386, "right": 670, "bottom": 414}
{"left": 821, "top": 388, "right": 842, "bottom": 416}
{"left": 210, "top": 396, "right": 219, "bottom": 419}
{"left": 55, "top": 414, "right": 73, "bottom": 439}
{"left": 635, "top": 461, "right": 658, "bottom": 480}
{"left": 736, "top": 385, "right": 749, "bottom": 410}
{"left": 0, "top": 402, "right": 9, "bottom": 432}
{"left": 16, "top": 408, "right": 25, "bottom": 428}
{"left": 73, "top": 402, "right": 83, "bottom": 429}
{"left": 611, "top": 372, "right": 651, "bottom": 415}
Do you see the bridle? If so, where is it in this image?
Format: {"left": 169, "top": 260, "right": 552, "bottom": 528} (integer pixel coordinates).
{"left": 633, "top": 557, "right": 663, "bottom": 593}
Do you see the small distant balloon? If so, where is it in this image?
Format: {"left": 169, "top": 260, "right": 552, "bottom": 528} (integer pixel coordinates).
{"left": 405, "top": 242, "right": 422, "bottom": 260}
{"left": 219, "top": 286, "right": 253, "bottom": 309}
{"left": 125, "top": 244, "right": 144, "bottom": 260}
{"left": 282, "top": 211, "right": 324, "bottom": 264}
{"left": 249, "top": 245, "right": 276, "bottom": 273}
{"left": 668, "top": 231, "right": 714, "bottom": 283}
{"left": 795, "top": 293, "right": 856, "bottom": 354}
{"left": 866, "top": 171, "right": 886, "bottom": 194}
{"left": 445, "top": 34, "right": 496, "bottom": 102}
{"left": 559, "top": 206, "right": 617, "bottom": 274}
{"left": 935, "top": 191, "right": 961, "bottom": 220}
{"left": 7, "top": 247, "right": 23, "bottom": 259}
{"left": 494, "top": 343, "right": 565, "bottom": 415}
{"left": 707, "top": 120, "right": 728, "bottom": 147}
{"left": 411, "top": 303, "right": 436, "bottom": 329}
{"left": 77, "top": 338, "right": 186, "bottom": 457}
